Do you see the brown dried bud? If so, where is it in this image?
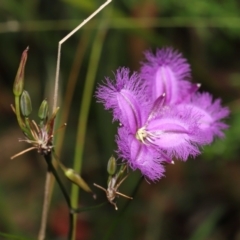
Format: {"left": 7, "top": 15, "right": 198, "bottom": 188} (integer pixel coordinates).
{"left": 13, "top": 47, "right": 29, "bottom": 96}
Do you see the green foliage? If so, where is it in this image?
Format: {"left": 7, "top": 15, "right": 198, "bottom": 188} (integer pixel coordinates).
{"left": 189, "top": 206, "right": 225, "bottom": 240}
{"left": 204, "top": 109, "right": 240, "bottom": 161}
{"left": 157, "top": 0, "right": 240, "bottom": 17}
{"left": 61, "top": 0, "right": 96, "bottom": 13}
{"left": 0, "top": 232, "right": 34, "bottom": 240}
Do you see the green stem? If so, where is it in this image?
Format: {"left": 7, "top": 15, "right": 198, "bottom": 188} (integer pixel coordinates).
{"left": 44, "top": 154, "right": 73, "bottom": 240}
{"left": 73, "top": 202, "right": 107, "bottom": 213}
{"left": 70, "top": 11, "right": 110, "bottom": 240}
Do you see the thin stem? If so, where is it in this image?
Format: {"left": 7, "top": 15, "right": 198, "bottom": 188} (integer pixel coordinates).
{"left": 38, "top": 167, "right": 56, "bottom": 240}
{"left": 44, "top": 154, "right": 73, "bottom": 240}
{"left": 70, "top": 12, "right": 110, "bottom": 240}
{"left": 53, "top": 0, "right": 112, "bottom": 112}
{"left": 49, "top": 38, "right": 90, "bottom": 235}
{"left": 55, "top": 32, "right": 90, "bottom": 156}
{"left": 73, "top": 202, "right": 107, "bottom": 213}
{"left": 38, "top": 172, "right": 52, "bottom": 240}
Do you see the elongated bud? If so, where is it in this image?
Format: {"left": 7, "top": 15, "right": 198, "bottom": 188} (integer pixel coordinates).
{"left": 107, "top": 156, "right": 117, "bottom": 175}
{"left": 38, "top": 99, "right": 49, "bottom": 120}
{"left": 20, "top": 90, "right": 32, "bottom": 117}
{"left": 65, "top": 168, "right": 92, "bottom": 193}
{"left": 13, "top": 47, "right": 29, "bottom": 96}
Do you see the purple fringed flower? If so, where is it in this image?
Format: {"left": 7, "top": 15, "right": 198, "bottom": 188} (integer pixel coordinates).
{"left": 140, "top": 48, "right": 193, "bottom": 104}
{"left": 96, "top": 68, "right": 149, "bottom": 123}
{"left": 97, "top": 68, "right": 165, "bottom": 180}
{"left": 177, "top": 92, "right": 230, "bottom": 143}
{"left": 96, "top": 48, "right": 229, "bottom": 181}
{"left": 140, "top": 48, "right": 229, "bottom": 143}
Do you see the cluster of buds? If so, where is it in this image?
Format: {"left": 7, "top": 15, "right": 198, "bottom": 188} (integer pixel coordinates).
{"left": 94, "top": 156, "right": 132, "bottom": 210}
{"left": 12, "top": 48, "right": 94, "bottom": 196}
{"left": 11, "top": 47, "right": 59, "bottom": 159}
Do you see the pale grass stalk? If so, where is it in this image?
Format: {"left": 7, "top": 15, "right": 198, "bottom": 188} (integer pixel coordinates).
{"left": 38, "top": 1, "right": 112, "bottom": 239}
{"left": 39, "top": 35, "right": 90, "bottom": 240}
{"left": 55, "top": 32, "right": 90, "bottom": 156}
{"left": 38, "top": 172, "right": 53, "bottom": 240}
{"left": 53, "top": 0, "right": 112, "bottom": 112}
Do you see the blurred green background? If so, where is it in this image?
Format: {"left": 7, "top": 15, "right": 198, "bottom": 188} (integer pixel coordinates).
{"left": 0, "top": 0, "right": 239, "bottom": 239}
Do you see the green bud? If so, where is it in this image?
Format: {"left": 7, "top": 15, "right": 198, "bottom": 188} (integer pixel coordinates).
{"left": 38, "top": 99, "right": 49, "bottom": 120}
{"left": 13, "top": 47, "right": 29, "bottom": 96}
{"left": 65, "top": 169, "right": 92, "bottom": 193}
{"left": 107, "top": 156, "right": 117, "bottom": 175}
{"left": 20, "top": 90, "right": 32, "bottom": 117}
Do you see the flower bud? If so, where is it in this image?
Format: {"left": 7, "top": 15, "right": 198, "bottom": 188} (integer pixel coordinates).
{"left": 38, "top": 99, "right": 49, "bottom": 121}
{"left": 13, "top": 47, "right": 29, "bottom": 96}
{"left": 20, "top": 90, "right": 32, "bottom": 117}
{"left": 65, "top": 168, "right": 92, "bottom": 193}
{"left": 107, "top": 156, "right": 117, "bottom": 175}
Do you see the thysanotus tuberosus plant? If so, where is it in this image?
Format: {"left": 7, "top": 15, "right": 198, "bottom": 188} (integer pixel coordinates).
{"left": 10, "top": 1, "right": 113, "bottom": 240}
{"left": 8, "top": 1, "right": 231, "bottom": 240}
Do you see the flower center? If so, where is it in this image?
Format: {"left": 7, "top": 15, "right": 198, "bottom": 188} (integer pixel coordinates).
{"left": 136, "top": 127, "right": 160, "bottom": 145}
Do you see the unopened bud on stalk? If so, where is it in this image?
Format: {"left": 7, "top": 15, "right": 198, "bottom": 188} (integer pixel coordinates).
{"left": 20, "top": 90, "right": 32, "bottom": 117}
{"left": 65, "top": 168, "right": 92, "bottom": 193}
{"left": 107, "top": 156, "right": 116, "bottom": 175}
{"left": 13, "top": 47, "right": 29, "bottom": 96}
{"left": 38, "top": 99, "right": 49, "bottom": 121}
